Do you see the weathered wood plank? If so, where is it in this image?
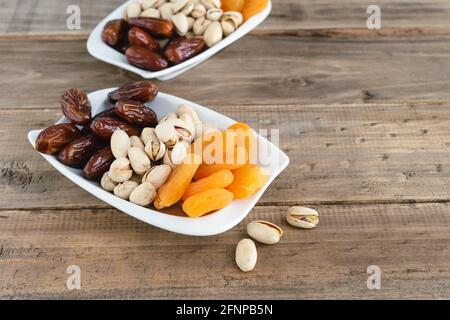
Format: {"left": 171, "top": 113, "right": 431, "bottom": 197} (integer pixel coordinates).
{"left": 1, "top": 203, "right": 449, "bottom": 299}
{"left": 2, "top": 102, "right": 450, "bottom": 209}
{"left": 2, "top": 35, "right": 450, "bottom": 108}
{"left": 1, "top": 0, "right": 450, "bottom": 36}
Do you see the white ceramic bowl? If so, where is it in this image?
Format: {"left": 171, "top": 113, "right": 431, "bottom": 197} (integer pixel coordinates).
{"left": 28, "top": 88, "right": 289, "bottom": 236}
{"left": 87, "top": 1, "right": 272, "bottom": 80}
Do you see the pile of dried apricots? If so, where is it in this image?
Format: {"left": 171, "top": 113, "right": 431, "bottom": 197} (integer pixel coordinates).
{"left": 155, "top": 121, "right": 269, "bottom": 217}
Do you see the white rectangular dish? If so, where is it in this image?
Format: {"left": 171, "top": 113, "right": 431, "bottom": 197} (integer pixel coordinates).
{"left": 87, "top": 1, "right": 272, "bottom": 80}
{"left": 28, "top": 88, "right": 289, "bottom": 236}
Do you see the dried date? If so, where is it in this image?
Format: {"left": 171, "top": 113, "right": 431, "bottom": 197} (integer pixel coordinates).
{"left": 102, "top": 19, "right": 127, "bottom": 47}
{"left": 127, "top": 17, "right": 174, "bottom": 39}
{"left": 107, "top": 80, "right": 158, "bottom": 104}
{"left": 115, "top": 100, "right": 158, "bottom": 127}
{"left": 128, "top": 27, "right": 160, "bottom": 52}
{"left": 83, "top": 146, "right": 115, "bottom": 181}
{"left": 57, "top": 135, "right": 101, "bottom": 167}
{"left": 36, "top": 123, "right": 82, "bottom": 155}
{"left": 163, "top": 37, "right": 206, "bottom": 65}
{"left": 125, "top": 46, "right": 168, "bottom": 71}
{"left": 90, "top": 117, "right": 140, "bottom": 140}
{"left": 60, "top": 88, "right": 92, "bottom": 125}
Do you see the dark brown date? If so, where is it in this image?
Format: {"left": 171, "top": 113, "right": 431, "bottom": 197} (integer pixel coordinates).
{"left": 102, "top": 19, "right": 127, "bottom": 46}
{"left": 92, "top": 107, "right": 118, "bottom": 120}
{"left": 107, "top": 80, "right": 159, "bottom": 104}
{"left": 128, "top": 27, "right": 160, "bottom": 52}
{"left": 115, "top": 100, "right": 158, "bottom": 127}
{"left": 36, "top": 124, "right": 82, "bottom": 155}
{"left": 125, "top": 46, "right": 168, "bottom": 71}
{"left": 60, "top": 88, "right": 92, "bottom": 125}
{"left": 163, "top": 37, "right": 206, "bottom": 65}
{"left": 128, "top": 17, "right": 174, "bottom": 39}
{"left": 57, "top": 135, "right": 101, "bottom": 167}
{"left": 90, "top": 117, "right": 140, "bottom": 140}
{"left": 83, "top": 146, "right": 115, "bottom": 181}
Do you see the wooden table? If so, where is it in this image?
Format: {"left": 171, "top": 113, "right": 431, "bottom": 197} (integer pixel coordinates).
{"left": 1, "top": 0, "right": 450, "bottom": 299}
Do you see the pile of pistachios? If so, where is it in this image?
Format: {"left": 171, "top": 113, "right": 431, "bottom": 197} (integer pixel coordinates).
{"left": 235, "top": 206, "right": 320, "bottom": 272}
{"left": 126, "top": 0, "right": 244, "bottom": 47}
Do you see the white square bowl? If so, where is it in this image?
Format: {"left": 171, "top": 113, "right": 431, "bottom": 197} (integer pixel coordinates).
{"left": 87, "top": 1, "right": 272, "bottom": 80}
{"left": 27, "top": 88, "right": 289, "bottom": 236}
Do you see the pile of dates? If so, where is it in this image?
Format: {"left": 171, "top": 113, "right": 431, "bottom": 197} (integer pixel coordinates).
{"left": 35, "top": 80, "right": 159, "bottom": 181}
{"left": 101, "top": 0, "right": 244, "bottom": 71}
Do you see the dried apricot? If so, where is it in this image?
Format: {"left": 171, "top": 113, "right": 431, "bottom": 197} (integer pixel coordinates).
{"left": 227, "top": 122, "right": 255, "bottom": 161}
{"left": 182, "top": 169, "right": 234, "bottom": 201}
{"left": 191, "top": 129, "right": 237, "bottom": 164}
{"left": 226, "top": 165, "right": 269, "bottom": 199}
{"left": 194, "top": 146, "right": 248, "bottom": 180}
{"left": 154, "top": 153, "right": 201, "bottom": 209}
{"left": 222, "top": 0, "right": 245, "bottom": 12}
{"left": 182, "top": 188, "right": 234, "bottom": 217}
{"left": 242, "top": 0, "right": 269, "bottom": 21}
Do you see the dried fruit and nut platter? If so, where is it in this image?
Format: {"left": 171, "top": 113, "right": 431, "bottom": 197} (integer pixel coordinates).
{"left": 87, "top": 0, "right": 272, "bottom": 80}
{"left": 28, "top": 81, "right": 289, "bottom": 236}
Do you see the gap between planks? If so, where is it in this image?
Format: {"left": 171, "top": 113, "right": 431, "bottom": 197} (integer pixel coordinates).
{"left": 1, "top": 27, "right": 450, "bottom": 42}
{"left": 4, "top": 198, "right": 450, "bottom": 212}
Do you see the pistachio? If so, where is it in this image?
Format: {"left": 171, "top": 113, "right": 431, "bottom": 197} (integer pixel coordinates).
{"left": 172, "top": 0, "right": 189, "bottom": 13}
{"left": 221, "top": 20, "right": 235, "bottom": 36}
{"left": 142, "top": 164, "right": 172, "bottom": 188}
{"left": 141, "top": 0, "right": 157, "bottom": 10}
{"left": 247, "top": 220, "right": 283, "bottom": 245}
{"left": 144, "top": 134, "right": 166, "bottom": 161}
{"left": 141, "top": 127, "right": 158, "bottom": 145}
{"left": 286, "top": 206, "right": 319, "bottom": 229}
{"left": 191, "top": 3, "right": 206, "bottom": 18}
{"left": 187, "top": 16, "right": 195, "bottom": 31}
{"left": 193, "top": 17, "right": 211, "bottom": 36}
{"left": 141, "top": 7, "right": 161, "bottom": 18}
{"left": 100, "top": 171, "right": 118, "bottom": 191}
{"left": 201, "top": 0, "right": 221, "bottom": 10}
{"left": 179, "top": 113, "right": 194, "bottom": 129}
{"left": 111, "top": 129, "right": 131, "bottom": 158}
{"left": 203, "top": 21, "right": 223, "bottom": 47}
{"left": 168, "top": 117, "right": 195, "bottom": 142}
{"left": 155, "top": 121, "right": 178, "bottom": 147}
{"left": 128, "top": 146, "right": 151, "bottom": 175}
{"left": 172, "top": 13, "right": 189, "bottom": 36}
{"left": 206, "top": 8, "right": 223, "bottom": 21}
{"left": 114, "top": 180, "right": 139, "bottom": 200}
{"left": 164, "top": 141, "right": 188, "bottom": 166}
{"left": 130, "top": 135, "right": 145, "bottom": 151}
{"left": 180, "top": 1, "right": 195, "bottom": 15}
{"left": 129, "top": 182, "right": 156, "bottom": 206}
{"left": 154, "top": 0, "right": 167, "bottom": 7}
{"left": 177, "top": 104, "right": 200, "bottom": 127}
{"left": 127, "top": 2, "right": 142, "bottom": 19}
{"left": 108, "top": 157, "right": 133, "bottom": 183}
{"left": 159, "top": 2, "right": 175, "bottom": 20}
{"left": 235, "top": 239, "right": 257, "bottom": 272}
{"left": 221, "top": 11, "right": 243, "bottom": 27}
{"left": 159, "top": 112, "right": 178, "bottom": 123}
{"left": 129, "top": 174, "right": 144, "bottom": 184}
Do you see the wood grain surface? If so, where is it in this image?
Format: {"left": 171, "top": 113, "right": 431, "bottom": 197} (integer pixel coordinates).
{"left": 0, "top": 0, "right": 450, "bottom": 299}
{"left": 2, "top": 35, "right": 450, "bottom": 108}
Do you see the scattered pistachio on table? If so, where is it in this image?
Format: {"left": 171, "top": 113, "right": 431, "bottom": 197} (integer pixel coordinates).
{"left": 246, "top": 220, "right": 283, "bottom": 245}
{"left": 286, "top": 206, "right": 320, "bottom": 229}
{"left": 235, "top": 207, "right": 320, "bottom": 272}
{"left": 235, "top": 238, "right": 257, "bottom": 272}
